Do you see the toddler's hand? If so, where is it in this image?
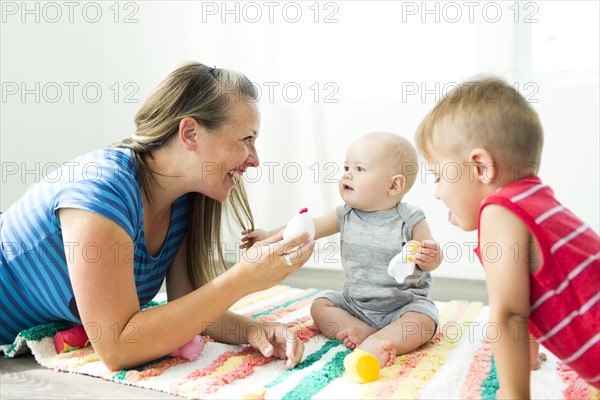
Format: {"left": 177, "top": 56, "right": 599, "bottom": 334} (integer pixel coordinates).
{"left": 240, "top": 229, "right": 270, "bottom": 249}
{"left": 414, "top": 240, "right": 442, "bottom": 270}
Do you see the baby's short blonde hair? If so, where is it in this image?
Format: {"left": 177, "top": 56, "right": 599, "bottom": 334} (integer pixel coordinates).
{"left": 415, "top": 77, "right": 543, "bottom": 172}
{"left": 362, "top": 132, "right": 419, "bottom": 193}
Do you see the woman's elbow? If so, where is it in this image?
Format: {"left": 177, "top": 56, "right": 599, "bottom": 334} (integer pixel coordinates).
{"left": 94, "top": 344, "right": 142, "bottom": 371}
{"left": 97, "top": 348, "right": 129, "bottom": 371}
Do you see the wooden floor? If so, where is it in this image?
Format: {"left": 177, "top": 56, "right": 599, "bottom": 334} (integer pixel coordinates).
{"left": 0, "top": 355, "right": 179, "bottom": 399}
{"left": 0, "top": 275, "right": 487, "bottom": 399}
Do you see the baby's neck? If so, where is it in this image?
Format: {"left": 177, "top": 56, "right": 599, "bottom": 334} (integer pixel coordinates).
{"left": 355, "top": 197, "right": 403, "bottom": 213}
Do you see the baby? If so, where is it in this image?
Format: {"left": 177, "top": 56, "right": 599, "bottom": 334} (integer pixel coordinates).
{"left": 242, "top": 132, "right": 443, "bottom": 367}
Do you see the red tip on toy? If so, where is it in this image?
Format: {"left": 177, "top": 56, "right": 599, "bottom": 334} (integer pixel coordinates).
{"left": 299, "top": 208, "right": 308, "bottom": 214}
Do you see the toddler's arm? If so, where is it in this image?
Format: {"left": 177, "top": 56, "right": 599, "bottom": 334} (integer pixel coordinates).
{"left": 480, "top": 204, "right": 532, "bottom": 398}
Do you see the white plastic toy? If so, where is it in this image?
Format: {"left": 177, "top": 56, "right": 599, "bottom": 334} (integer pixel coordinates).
{"left": 282, "top": 208, "right": 315, "bottom": 241}
{"left": 387, "top": 240, "right": 421, "bottom": 283}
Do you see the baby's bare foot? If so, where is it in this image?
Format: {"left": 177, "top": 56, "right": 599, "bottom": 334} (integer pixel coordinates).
{"left": 531, "top": 352, "right": 547, "bottom": 370}
{"left": 336, "top": 327, "right": 371, "bottom": 349}
{"left": 358, "top": 337, "right": 396, "bottom": 368}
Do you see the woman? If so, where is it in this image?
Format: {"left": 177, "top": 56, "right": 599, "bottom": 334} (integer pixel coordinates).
{"left": 0, "top": 62, "right": 314, "bottom": 370}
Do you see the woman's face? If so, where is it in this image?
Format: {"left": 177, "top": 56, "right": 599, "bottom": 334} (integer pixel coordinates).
{"left": 195, "top": 100, "right": 260, "bottom": 202}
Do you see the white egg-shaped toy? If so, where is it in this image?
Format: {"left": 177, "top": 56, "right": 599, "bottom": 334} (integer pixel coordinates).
{"left": 282, "top": 208, "right": 315, "bottom": 240}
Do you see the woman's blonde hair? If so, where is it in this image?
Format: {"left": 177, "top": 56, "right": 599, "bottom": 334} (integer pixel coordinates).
{"left": 115, "top": 62, "right": 257, "bottom": 288}
{"left": 415, "top": 77, "right": 543, "bottom": 174}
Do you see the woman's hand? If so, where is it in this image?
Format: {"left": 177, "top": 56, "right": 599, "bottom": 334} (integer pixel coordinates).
{"left": 240, "top": 228, "right": 271, "bottom": 249}
{"left": 246, "top": 322, "right": 304, "bottom": 369}
{"left": 234, "top": 230, "right": 314, "bottom": 295}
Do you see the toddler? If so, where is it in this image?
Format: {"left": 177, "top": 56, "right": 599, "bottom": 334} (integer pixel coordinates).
{"left": 415, "top": 77, "right": 599, "bottom": 397}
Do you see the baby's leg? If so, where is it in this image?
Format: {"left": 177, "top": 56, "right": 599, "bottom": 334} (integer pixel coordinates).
{"left": 529, "top": 337, "right": 547, "bottom": 370}
{"left": 311, "top": 298, "right": 376, "bottom": 348}
{"left": 358, "top": 311, "right": 436, "bottom": 368}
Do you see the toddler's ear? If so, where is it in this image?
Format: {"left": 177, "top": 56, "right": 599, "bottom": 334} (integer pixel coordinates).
{"left": 469, "top": 148, "right": 499, "bottom": 184}
{"left": 389, "top": 174, "right": 406, "bottom": 195}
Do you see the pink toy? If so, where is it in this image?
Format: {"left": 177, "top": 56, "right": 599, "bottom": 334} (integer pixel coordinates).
{"left": 169, "top": 335, "right": 205, "bottom": 361}
{"left": 54, "top": 325, "right": 89, "bottom": 354}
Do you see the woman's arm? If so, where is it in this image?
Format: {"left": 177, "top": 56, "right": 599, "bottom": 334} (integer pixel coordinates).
{"left": 411, "top": 219, "right": 442, "bottom": 271}
{"left": 165, "top": 236, "right": 193, "bottom": 301}
{"left": 167, "top": 235, "right": 304, "bottom": 369}
{"left": 60, "top": 208, "right": 312, "bottom": 371}
{"left": 480, "top": 204, "right": 532, "bottom": 399}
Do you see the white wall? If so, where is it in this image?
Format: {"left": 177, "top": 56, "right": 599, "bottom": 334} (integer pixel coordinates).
{"left": 1, "top": 2, "right": 199, "bottom": 204}
{"left": 2, "top": 1, "right": 598, "bottom": 281}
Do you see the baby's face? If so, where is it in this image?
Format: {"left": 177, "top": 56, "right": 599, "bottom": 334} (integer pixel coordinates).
{"left": 339, "top": 138, "right": 397, "bottom": 211}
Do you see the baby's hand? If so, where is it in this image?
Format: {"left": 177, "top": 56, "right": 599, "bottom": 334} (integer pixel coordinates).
{"left": 414, "top": 240, "right": 442, "bottom": 270}
{"left": 240, "top": 229, "right": 270, "bottom": 249}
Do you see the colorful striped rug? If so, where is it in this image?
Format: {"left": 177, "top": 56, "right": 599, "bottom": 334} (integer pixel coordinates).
{"left": 1, "top": 286, "right": 597, "bottom": 399}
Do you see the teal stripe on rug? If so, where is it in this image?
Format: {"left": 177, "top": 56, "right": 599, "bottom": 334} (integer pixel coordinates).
{"left": 251, "top": 289, "right": 323, "bottom": 319}
{"left": 282, "top": 347, "right": 352, "bottom": 400}
{"left": 3, "top": 321, "right": 74, "bottom": 357}
{"left": 19, "top": 321, "right": 74, "bottom": 341}
{"left": 481, "top": 355, "right": 499, "bottom": 399}
{"left": 265, "top": 339, "right": 343, "bottom": 388}
{"left": 141, "top": 300, "right": 165, "bottom": 310}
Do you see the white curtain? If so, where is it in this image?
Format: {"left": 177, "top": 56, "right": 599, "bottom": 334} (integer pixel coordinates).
{"left": 190, "top": 1, "right": 599, "bottom": 278}
{"left": 2, "top": 1, "right": 598, "bottom": 279}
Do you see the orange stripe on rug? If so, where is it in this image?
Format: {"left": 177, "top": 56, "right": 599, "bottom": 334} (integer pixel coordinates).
{"left": 255, "top": 293, "right": 324, "bottom": 323}
{"left": 460, "top": 340, "right": 493, "bottom": 399}
{"left": 288, "top": 316, "right": 313, "bottom": 332}
{"left": 390, "top": 301, "right": 483, "bottom": 399}
{"left": 558, "top": 362, "right": 600, "bottom": 400}
{"left": 241, "top": 290, "right": 316, "bottom": 318}
{"left": 49, "top": 345, "right": 95, "bottom": 361}
{"left": 184, "top": 346, "right": 256, "bottom": 380}
{"left": 48, "top": 347, "right": 100, "bottom": 370}
{"left": 286, "top": 315, "right": 320, "bottom": 343}
{"left": 171, "top": 314, "right": 320, "bottom": 397}
{"left": 172, "top": 352, "right": 277, "bottom": 398}
{"left": 124, "top": 357, "right": 191, "bottom": 382}
{"left": 274, "top": 316, "right": 318, "bottom": 342}
{"left": 361, "top": 300, "right": 466, "bottom": 398}
{"left": 230, "top": 285, "right": 292, "bottom": 311}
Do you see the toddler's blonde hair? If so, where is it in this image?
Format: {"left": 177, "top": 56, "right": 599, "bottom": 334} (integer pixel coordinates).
{"left": 415, "top": 77, "right": 543, "bottom": 174}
